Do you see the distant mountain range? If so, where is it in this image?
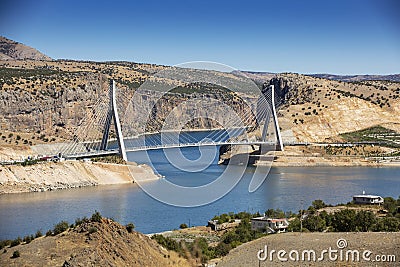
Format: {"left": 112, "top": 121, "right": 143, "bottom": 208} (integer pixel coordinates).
{"left": 0, "top": 36, "right": 52, "bottom": 61}
{"left": 242, "top": 71, "right": 400, "bottom": 82}
{"left": 308, "top": 73, "right": 400, "bottom": 82}
{"left": 0, "top": 35, "right": 399, "bottom": 82}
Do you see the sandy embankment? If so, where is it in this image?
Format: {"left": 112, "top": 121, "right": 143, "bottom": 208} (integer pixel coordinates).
{"left": 0, "top": 161, "right": 159, "bottom": 194}
{"left": 269, "top": 153, "right": 400, "bottom": 167}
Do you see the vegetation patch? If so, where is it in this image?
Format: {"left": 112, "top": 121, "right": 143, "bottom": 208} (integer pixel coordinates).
{"left": 340, "top": 125, "right": 400, "bottom": 148}
{"left": 91, "top": 155, "right": 126, "bottom": 164}
{"left": 152, "top": 197, "right": 400, "bottom": 263}
{"left": 0, "top": 67, "right": 59, "bottom": 87}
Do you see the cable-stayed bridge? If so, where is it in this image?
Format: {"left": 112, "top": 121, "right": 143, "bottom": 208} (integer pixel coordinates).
{"left": 53, "top": 78, "right": 283, "bottom": 160}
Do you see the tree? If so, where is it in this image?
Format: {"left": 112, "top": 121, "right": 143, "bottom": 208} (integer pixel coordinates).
{"left": 35, "top": 230, "right": 43, "bottom": 238}
{"left": 287, "top": 217, "right": 301, "bottom": 232}
{"left": 91, "top": 211, "right": 102, "bottom": 222}
{"left": 218, "top": 213, "right": 231, "bottom": 224}
{"left": 10, "top": 237, "right": 22, "bottom": 247}
{"left": 179, "top": 223, "right": 188, "bottom": 229}
{"left": 307, "top": 206, "right": 316, "bottom": 215}
{"left": 265, "top": 209, "right": 285, "bottom": 218}
{"left": 214, "top": 242, "right": 231, "bottom": 257}
{"left": 312, "top": 200, "right": 326, "bottom": 210}
{"left": 355, "top": 211, "right": 376, "bottom": 231}
{"left": 331, "top": 209, "right": 357, "bottom": 232}
{"left": 372, "top": 217, "right": 399, "bottom": 232}
{"left": 23, "top": 235, "right": 32, "bottom": 244}
{"left": 383, "top": 197, "right": 397, "bottom": 215}
{"left": 303, "top": 215, "right": 326, "bottom": 232}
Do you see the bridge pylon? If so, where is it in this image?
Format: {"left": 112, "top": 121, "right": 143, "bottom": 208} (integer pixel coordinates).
{"left": 261, "top": 85, "right": 284, "bottom": 151}
{"left": 100, "top": 80, "right": 128, "bottom": 161}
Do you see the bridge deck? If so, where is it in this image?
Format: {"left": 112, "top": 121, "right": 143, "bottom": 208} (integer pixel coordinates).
{"left": 65, "top": 141, "right": 274, "bottom": 158}
{"left": 64, "top": 141, "right": 385, "bottom": 159}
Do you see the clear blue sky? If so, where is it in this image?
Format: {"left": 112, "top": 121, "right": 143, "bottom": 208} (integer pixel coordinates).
{"left": 1, "top": 0, "right": 399, "bottom": 74}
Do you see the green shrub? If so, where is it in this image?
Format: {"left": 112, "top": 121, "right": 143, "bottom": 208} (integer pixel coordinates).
{"left": 91, "top": 211, "right": 102, "bottom": 222}
{"left": 75, "top": 216, "right": 89, "bottom": 226}
{"left": 11, "top": 250, "right": 20, "bottom": 258}
{"left": 88, "top": 227, "right": 98, "bottom": 234}
{"left": 179, "top": 223, "right": 188, "bottom": 229}
{"left": 0, "top": 240, "right": 11, "bottom": 250}
{"left": 46, "top": 230, "right": 53, "bottom": 236}
{"left": 126, "top": 223, "right": 135, "bottom": 233}
{"left": 372, "top": 217, "right": 400, "bottom": 231}
{"left": 23, "top": 235, "right": 32, "bottom": 244}
{"left": 53, "top": 221, "right": 69, "bottom": 235}
{"left": 287, "top": 217, "right": 301, "bottom": 232}
{"left": 10, "top": 237, "right": 21, "bottom": 247}
{"left": 214, "top": 242, "right": 231, "bottom": 257}
{"left": 312, "top": 200, "right": 326, "bottom": 209}
{"left": 303, "top": 215, "right": 326, "bottom": 232}
{"left": 151, "top": 234, "right": 181, "bottom": 252}
{"left": 74, "top": 218, "right": 83, "bottom": 226}
{"left": 331, "top": 209, "right": 357, "bottom": 232}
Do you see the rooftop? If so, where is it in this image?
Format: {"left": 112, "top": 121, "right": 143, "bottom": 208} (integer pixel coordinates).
{"left": 353, "top": 195, "right": 383, "bottom": 198}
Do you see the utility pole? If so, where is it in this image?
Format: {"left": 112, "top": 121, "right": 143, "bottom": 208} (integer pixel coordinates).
{"left": 300, "top": 199, "right": 304, "bottom": 233}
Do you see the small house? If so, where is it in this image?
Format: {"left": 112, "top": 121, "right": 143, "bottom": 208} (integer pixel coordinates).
{"left": 353, "top": 194, "right": 384, "bottom": 205}
{"left": 251, "top": 217, "right": 289, "bottom": 233}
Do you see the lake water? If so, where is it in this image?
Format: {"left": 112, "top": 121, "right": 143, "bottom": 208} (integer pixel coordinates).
{"left": 0, "top": 134, "right": 399, "bottom": 240}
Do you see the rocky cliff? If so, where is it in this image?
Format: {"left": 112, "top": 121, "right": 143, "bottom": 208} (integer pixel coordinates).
{"left": 0, "top": 59, "right": 258, "bottom": 148}
{"left": 0, "top": 50, "right": 399, "bottom": 149}
{"left": 267, "top": 73, "right": 400, "bottom": 142}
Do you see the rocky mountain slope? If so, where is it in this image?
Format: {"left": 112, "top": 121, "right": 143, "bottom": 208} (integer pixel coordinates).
{"left": 0, "top": 59, "right": 256, "bottom": 148}
{"left": 0, "top": 218, "right": 190, "bottom": 267}
{"left": 268, "top": 73, "right": 400, "bottom": 142}
{"left": 0, "top": 36, "right": 52, "bottom": 61}
{"left": 0, "top": 37, "right": 399, "bottom": 151}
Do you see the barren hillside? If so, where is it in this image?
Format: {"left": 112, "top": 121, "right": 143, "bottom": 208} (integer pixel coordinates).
{"left": 0, "top": 218, "right": 190, "bottom": 267}
{"left": 0, "top": 36, "right": 52, "bottom": 61}
{"left": 269, "top": 73, "right": 400, "bottom": 142}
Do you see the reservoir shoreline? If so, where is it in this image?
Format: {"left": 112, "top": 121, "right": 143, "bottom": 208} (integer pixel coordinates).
{"left": 0, "top": 161, "right": 159, "bottom": 194}
{"left": 1, "top": 156, "right": 399, "bottom": 194}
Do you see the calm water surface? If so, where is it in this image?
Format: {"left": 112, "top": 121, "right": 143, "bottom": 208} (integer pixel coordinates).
{"left": 0, "top": 138, "right": 399, "bottom": 240}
